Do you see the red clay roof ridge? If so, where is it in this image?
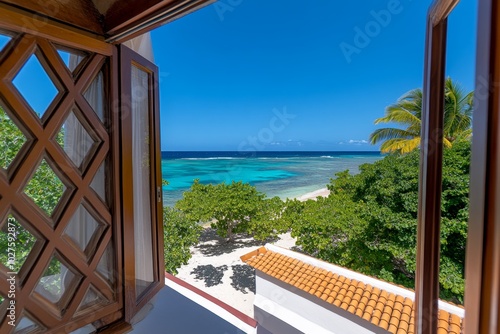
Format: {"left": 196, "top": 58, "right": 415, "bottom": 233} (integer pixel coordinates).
{"left": 242, "top": 243, "right": 464, "bottom": 319}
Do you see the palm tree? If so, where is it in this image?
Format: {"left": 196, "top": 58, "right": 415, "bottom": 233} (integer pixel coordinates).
{"left": 369, "top": 78, "right": 473, "bottom": 154}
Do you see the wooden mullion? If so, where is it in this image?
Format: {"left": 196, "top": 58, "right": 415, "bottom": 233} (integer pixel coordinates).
{"left": 75, "top": 54, "right": 106, "bottom": 94}
{"left": 75, "top": 93, "right": 109, "bottom": 143}
{"left": 0, "top": 194, "right": 8, "bottom": 222}
{"left": 429, "top": 0, "right": 459, "bottom": 25}
{"left": 0, "top": 79, "right": 43, "bottom": 142}
{"left": 59, "top": 277, "right": 91, "bottom": 324}
{"left": 152, "top": 60, "right": 164, "bottom": 286}
{"left": 0, "top": 33, "right": 34, "bottom": 80}
{"left": 36, "top": 37, "right": 73, "bottom": 99}
{"left": 119, "top": 45, "right": 136, "bottom": 322}
{"left": 109, "top": 44, "right": 124, "bottom": 314}
{"left": 13, "top": 244, "right": 60, "bottom": 329}
{"left": 50, "top": 304, "right": 124, "bottom": 334}
{"left": 51, "top": 189, "right": 83, "bottom": 240}
{"left": 86, "top": 231, "right": 116, "bottom": 302}
{"left": 464, "top": 0, "right": 500, "bottom": 332}
{"left": 8, "top": 137, "right": 44, "bottom": 195}
{"left": 415, "top": 1, "right": 454, "bottom": 333}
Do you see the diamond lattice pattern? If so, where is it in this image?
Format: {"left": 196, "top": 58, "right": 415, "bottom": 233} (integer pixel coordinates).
{"left": 63, "top": 205, "right": 104, "bottom": 257}
{"left": 56, "top": 47, "right": 87, "bottom": 74}
{"left": 0, "top": 33, "right": 11, "bottom": 52}
{"left": 56, "top": 110, "right": 98, "bottom": 169}
{"left": 12, "top": 54, "right": 59, "bottom": 119}
{"left": 0, "top": 105, "right": 27, "bottom": 172}
{"left": 24, "top": 159, "right": 66, "bottom": 217}
{"left": 0, "top": 214, "right": 37, "bottom": 272}
{"left": 35, "top": 256, "right": 82, "bottom": 305}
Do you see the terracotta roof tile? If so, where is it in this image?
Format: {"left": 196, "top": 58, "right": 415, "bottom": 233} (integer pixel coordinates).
{"left": 241, "top": 248, "right": 464, "bottom": 334}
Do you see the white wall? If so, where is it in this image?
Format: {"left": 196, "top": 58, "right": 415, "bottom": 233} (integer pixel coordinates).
{"left": 254, "top": 272, "right": 387, "bottom": 334}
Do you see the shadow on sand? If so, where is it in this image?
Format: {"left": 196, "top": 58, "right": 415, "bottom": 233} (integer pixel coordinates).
{"left": 196, "top": 228, "right": 275, "bottom": 257}
{"left": 230, "top": 264, "right": 255, "bottom": 294}
{"left": 190, "top": 264, "right": 228, "bottom": 287}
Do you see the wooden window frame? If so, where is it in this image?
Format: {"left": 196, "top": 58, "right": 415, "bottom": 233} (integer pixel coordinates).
{"left": 464, "top": 0, "right": 500, "bottom": 333}
{"left": 119, "top": 44, "right": 164, "bottom": 322}
{"left": 0, "top": 9, "right": 125, "bottom": 332}
{"left": 418, "top": 1, "right": 500, "bottom": 333}
{"left": 104, "top": 0, "right": 216, "bottom": 43}
{"left": 0, "top": 3, "right": 112, "bottom": 56}
{"left": 415, "top": 1, "right": 458, "bottom": 333}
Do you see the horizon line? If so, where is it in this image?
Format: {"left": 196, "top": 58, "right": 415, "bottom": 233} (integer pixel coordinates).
{"left": 161, "top": 150, "right": 382, "bottom": 153}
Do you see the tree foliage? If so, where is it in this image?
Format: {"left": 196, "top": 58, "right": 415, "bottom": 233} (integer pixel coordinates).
{"left": 163, "top": 207, "right": 202, "bottom": 274}
{"left": 0, "top": 106, "right": 62, "bottom": 276}
{"left": 369, "top": 78, "right": 473, "bottom": 154}
{"left": 176, "top": 180, "right": 283, "bottom": 242}
{"left": 285, "top": 141, "right": 470, "bottom": 303}
{"left": 0, "top": 106, "right": 26, "bottom": 170}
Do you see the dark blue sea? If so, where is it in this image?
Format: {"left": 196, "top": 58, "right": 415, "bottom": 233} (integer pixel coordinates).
{"left": 162, "top": 151, "right": 383, "bottom": 207}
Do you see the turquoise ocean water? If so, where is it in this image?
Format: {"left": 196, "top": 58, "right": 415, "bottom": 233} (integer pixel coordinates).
{"left": 162, "top": 151, "right": 382, "bottom": 207}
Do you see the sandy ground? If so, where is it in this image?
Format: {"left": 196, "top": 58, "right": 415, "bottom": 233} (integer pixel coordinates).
{"left": 175, "top": 230, "right": 295, "bottom": 317}
{"left": 296, "top": 187, "right": 330, "bottom": 201}
{"left": 174, "top": 188, "right": 327, "bottom": 318}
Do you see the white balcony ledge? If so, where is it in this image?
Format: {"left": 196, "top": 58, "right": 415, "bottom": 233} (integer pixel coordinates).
{"left": 129, "top": 273, "right": 257, "bottom": 333}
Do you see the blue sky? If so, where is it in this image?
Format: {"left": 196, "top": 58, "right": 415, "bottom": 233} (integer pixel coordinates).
{"left": 153, "top": 0, "right": 477, "bottom": 151}
{"left": 6, "top": 0, "right": 477, "bottom": 152}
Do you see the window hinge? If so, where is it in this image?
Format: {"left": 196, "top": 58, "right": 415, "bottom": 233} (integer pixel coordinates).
{"left": 157, "top": 187, "right": 162, "bottom": 203}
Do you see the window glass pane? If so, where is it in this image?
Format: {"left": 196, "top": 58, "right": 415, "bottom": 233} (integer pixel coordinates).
{"left": 131, "top": 65, "right": 154, "bottom": 296}
{"left": 83, "top": 71, "right": 105, "bottom": 123}
{"left": 0, "top": 214, "right": 37, "bottom": 272}
{"left": 56, "top": 109, "right": 98, "bottom": 171}
{"left": 24, "top": 159, "right": 67, "bottom": 218}
{"left": 13, "top": 54, "right": 59, "bottom": 119}
{"left": 90, "top": 159, "right": 109, "bottom": 206}
{"left": 34, "top": 255, "right": 82, "bottom": 309}
{"left": 56, "top": 47, "right": 87, "bottom": 74}
{"left": 14, "top": 313, "right": 45, "bottom": 333}
{"left": 63, "top": 204, "right": 105, "bottom": 260}
{"left": 97, "top": 242, "right": 116, "bottom": 286}
{"left": 0, "top": 33, "right": 11, "bottom": 53}
{"left": 0, "top": 105, "right": 28, "bottom": 172}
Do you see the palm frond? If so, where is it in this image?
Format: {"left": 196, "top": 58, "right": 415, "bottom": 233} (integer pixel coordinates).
{"left": 369, "top": 78, "right": 473, "bottom": 154}
{"left": 375, "top": 106, "right": 421, "bottom": 127}
{"left": 380, "top": 137, "right": 421, "bottom": 154}
{"left": 369, "top": 128, "right": 419, "bottom": 145}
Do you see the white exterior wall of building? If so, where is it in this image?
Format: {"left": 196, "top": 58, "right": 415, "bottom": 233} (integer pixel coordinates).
{"left": 251, "top": 244, "right": 465, "bottom": 334}
{"left": 254, "top": 273, "right": 387, "bottom": 334}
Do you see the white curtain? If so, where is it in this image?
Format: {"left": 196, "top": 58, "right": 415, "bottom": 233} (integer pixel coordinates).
{"left": 84, "top": 70, "right": 106, "bottom": 203}
{"left": 63, "top": 55, "right": 106, "bottom": 253}
{"left": 63, "top": 34, "right": 156, "bottom": 296}
{"left": 123, "top": 33, "right": 155, "bottom": 63}
{"left": 36, "top": 55, "right": 106, "bottom": 303}
{"left": 83, "top": 71, "right": 105, "bottom": 122}
{"left": 131, "top": 65, "right": 155, "bottom": 294}
{"left": 57, "top": 55, "right": 110, "bottom": 298}
{"left": 63, "top": 111, "right": 93, "bottom": 169}
{"left": 125, "top": 31, "right": 156, "bottom": 295}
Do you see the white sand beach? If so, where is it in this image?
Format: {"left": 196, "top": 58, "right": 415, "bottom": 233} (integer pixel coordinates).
{"left": 175, "top": 231, "right": 295, "bottom": 317}
{"left": 174, "top": 188, "right": 328, "bottom": 318}
{"left": 295, "top": 187, "right": 330, "bottom": 201}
